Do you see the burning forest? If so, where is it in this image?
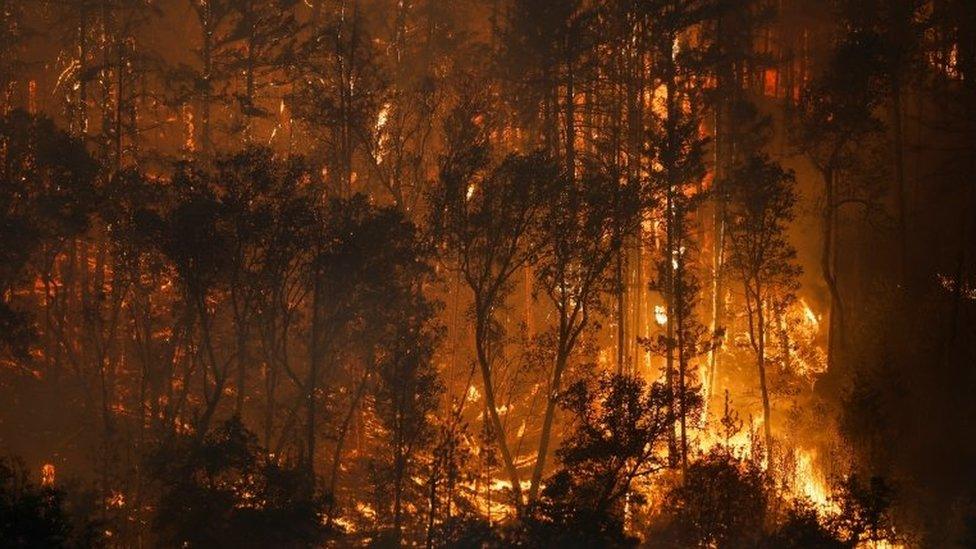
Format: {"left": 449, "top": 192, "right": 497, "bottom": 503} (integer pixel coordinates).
{"left": 0, "top": 0, "right": 975, "bottom": 547}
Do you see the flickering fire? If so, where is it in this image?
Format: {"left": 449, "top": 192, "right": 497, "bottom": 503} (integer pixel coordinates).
{"left": 654, "top": 305, "right": 668, "bottom": 326}
{"left": 0, "top": 0, "right": 966, "bottom": 545}
{"left": 794, "top": 449, "right": 834, "bottom": 511}
{"left": 41, "top": 463, "right": 55, "bottom": 486}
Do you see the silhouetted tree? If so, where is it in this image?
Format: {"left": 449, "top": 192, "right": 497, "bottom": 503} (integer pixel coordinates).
{"left": 793, "top": 21, "right": 887, "bottom": 370}
{"left": 763, "top": 499, "right": 846, "bottom": 548}
{"left": 291, "top": 5, "right": 386, "bottom": 196}
{"left": 520, "top": 374, "right": 681, "bottom": 546}
{"left": 0, "top": 110, "right": 98, "bottom": 359}
{"left": 501, "top": 0, "right": 598, "bottom": 177}
{"left": 0, "top": 456, "right": 103, "bottom": 548}
{"left": 526, "top": 163, "right": 640, "bottom": 501}
{"left": 150, "top": 418, "right": 330, "bottom": 548}
{"left": 830, "top": 473, "right": 897, "bottom": 546}
{"left": 725, "top": 154, "right": 801, "bottom": 460}
{"left": 428, "top": 93, "right": 557, "bottom": 511}
{"left": 367, "top": 228, "right": 441, "bottom": 545}
{"left": 221, "top": 0, "right": 300, "bottom": 141}
{"left": 644, "top": 0, "right": 718, "bottom": 470}
{"left": 655, "top": 448, "right": 767, "bottom": 548}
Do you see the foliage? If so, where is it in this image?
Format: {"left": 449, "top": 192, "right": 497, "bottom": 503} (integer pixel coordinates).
{"left": 830, "top": 473, "right": 897, "bottom": 545}
{"left": 150, "top": 418, "right": 331, "bottom": 548}
{"left": 0, "top": 456, "right": 102, "bottom": 548}
{"left": 0, "top": 110, "right": 98, "bottom": 357}
{"left": 654, "top": 449, "right": 768, "bottom": 548}
{"left": 518, "top": 374, "right": 679, "bottom": 546}
{"left": 763, "top": 499, "right": 847, "bottom": 548}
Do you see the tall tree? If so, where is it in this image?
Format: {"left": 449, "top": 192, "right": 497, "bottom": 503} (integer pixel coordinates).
{"left": 794, "top": 21, "right": 886, "bottom": 371}
{"left": 644, "top": 0, "right": 718, "bottom": 471}
{"left": 428, "top": 94, "right": 557, "bottom": 511}
{"left": 725, "top": 154, "right": 801, "bottom": 462}
{"left": 291, "top": 4, "right": 386, "bottom": 197}
{"left": 221, "top": 0, "right": 299, "bottom": 142}
{"left": 371, "top": 289, "right": 442, "bottom": 544}
{"left": 526, "top": 163, "right": 639, "bottom": 501}
{"left": 501, "top": 0, "right": 597, "bottom": 179}
{"left": 0, "top": 0, "right": 30, "bottom": 112}
{"left": 0, "top": 110, "right": 98, "bottom": 361}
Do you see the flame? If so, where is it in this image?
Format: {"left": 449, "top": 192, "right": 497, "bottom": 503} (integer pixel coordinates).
{"left": 375, "top": 102, "right": 391, "bottom": 131}
{"left": 794, "top": 449, "right": 834, "bottom": 511}
{"left": 799, "top": 298, "right": 820, "bottom": 330}
{"left": 182, "top": 105, "right": 195, "bottom": 153}
{"left": 654, "top": 305, "right": 668, "bottom": 326}
{"left": 107, "top": 491, "right": 126, "bottom": 508}
{"left": 41, "top": 463, "right": 56, "bottom": 486}
{"left": 374, "top": 103, "right": 392, "bottom": 165}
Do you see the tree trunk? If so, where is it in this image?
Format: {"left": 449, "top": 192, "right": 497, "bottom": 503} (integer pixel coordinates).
{"left": 892, "top": 79, "right": 909, "bottom": 284}
{"left": 474, "top": 309, "right": 523, "bottom": 511}
{"left": 564, "top": 51, "right": 576, "bottom": 181}
{"left": 616, "top": 250, "right": 625, "bottom": 375}
{"left": 201, "top": 4, "right": 213, "bottom": 157}
{"left": 306, "top": 277, "right": 322, "bottom": 469}
{"left": 527, "top": 342, "right": 570, "bottom": 501}
{"left": 756, "top": 289, "right": 772, "bottom": 463}
{"left": 393, "top": 441, "right": 404, "bottom": 545}
{"left": 676, "top": 250, "right": 688, "bottom": 475}
{"left": 821, "top": 166, "right": 844, "bottom": 371}
{"left": 327, "top": 370, "right": 369, "bottom": 505}
{"left": 663, "top": 32, "right": 679, "bottom": 466}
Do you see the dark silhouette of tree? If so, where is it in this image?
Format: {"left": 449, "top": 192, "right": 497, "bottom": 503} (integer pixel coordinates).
{"left": 150, "top": 417, "right": 331, "bottom": 548}
{"left": 830, "top": 473, "right": 897, "bottom": 546}
{"left": 501, "top": 0, "right": 598, "bottom": 178}
{"left": 169, "top": 0, "right": 235, "bottom": 157}
{"left": 519, "top": 374, "right": 682, "bottom": 546}
{"left": 428, "top": 93, "right": 557, "bottom": 512}
{"left": 364, "top": 218, "right": 441, "bottom": 545}
{"left": 643, "top": 0, "right": 718, "bottom": 471}
{"left": 725, "top": 154, "right": 802, "bottom": 461}
{"left": 0, "top": 110, "right": 98, "bottom": 359}
{"left": 363, "top": 0, "right": 467, "bottom": 215}
{"left": 793, "top": 21, "right": 887, "bottom": 371}
{"left": 305, "top": 194, "right": 436, "bottom": 516}
{"left": 431, "top": 515, "right": 501, "bottom": 548}
{"left": 291, "top": 5, "right": 386, "bottom": 197}
{"left": 0, "top": 455, "right": 103, "bottom": 548}
{"left": 763, "top": 499, "right": 846, "bottom": 548}
{"left": 0, "top": 0, "right": 30, "bottom": 111}
{"left": 526, "top": 163, "right": 640, "bottom": 502}
{"left": 423, "top": 389, "right": 478, "bottom": 548}
{"left": 702, "top": 0, "right": 776, "bottom": 407}
{"left": 140, "top": 160, "right": 234, "bottom": 437}
{"left": 214, "top": 148, "right": 319, "bottom": 416}
{"left": 655, "top": 448, "right": 767, "bottom": 548}
{"left": 221, "top": 0, "right": 300, "bottom": 141}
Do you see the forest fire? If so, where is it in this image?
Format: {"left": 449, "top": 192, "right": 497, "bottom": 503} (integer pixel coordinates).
{"left": 1, "top": 0, "right": 974, "bottom": 547}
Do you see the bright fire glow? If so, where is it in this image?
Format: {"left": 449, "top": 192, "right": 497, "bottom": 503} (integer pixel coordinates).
{"left": 654, "top": 305, "right": 668, "bottom": 326}
{"left": 41, "top": 463, "right": 55, "bottom": 486}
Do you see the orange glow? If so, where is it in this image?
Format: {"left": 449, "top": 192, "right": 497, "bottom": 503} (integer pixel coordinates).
{"left": 41, "top": 463, "right": 55, "bottom": 486}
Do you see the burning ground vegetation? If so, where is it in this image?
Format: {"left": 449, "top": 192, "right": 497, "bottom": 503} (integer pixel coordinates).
{"left": 1, "top": 0, "right": 976, "bottom": 547}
